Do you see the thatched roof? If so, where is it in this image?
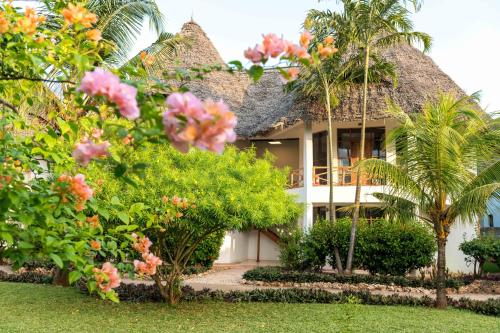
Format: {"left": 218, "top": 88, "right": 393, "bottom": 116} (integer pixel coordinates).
{"left": 169, "top": 21, "right": 469, "bottom": 138}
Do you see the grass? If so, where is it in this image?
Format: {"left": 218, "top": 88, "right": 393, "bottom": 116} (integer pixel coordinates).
{"left": 0, "top": 282, "right": 498, "bottom": 333}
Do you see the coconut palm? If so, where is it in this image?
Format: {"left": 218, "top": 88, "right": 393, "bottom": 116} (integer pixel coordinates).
{"left": 361, "top": 93, "right": 500, "bottom": 308}
{"left": 336, "top": 0, "right": 432, "bottom": 273}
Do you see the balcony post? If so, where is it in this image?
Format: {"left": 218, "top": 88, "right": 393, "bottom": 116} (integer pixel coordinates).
{"left": 303, "top": 120, "right": 314, "bottom": 231}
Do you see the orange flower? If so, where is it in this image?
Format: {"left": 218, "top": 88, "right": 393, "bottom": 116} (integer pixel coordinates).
{"left": 175, "top": 212, "right": 183, "bottom": 218}
{"left": 86, "top": 215, "right": 100, "bottom": 228}
{"left": 324, "top": 36, "right": 334, "bottom": 45}
{"left": 161, "top": 196, "right": 169, "bottom": 203}
{"left": 86, "top": 28, "right": 101, "bottom": 41}
{"left": 0, "top": 11, "right": 9, "bottom": 34}
{"left": 317, "top": 43, "right": 338, "bottom": 59}
{"left": 139, "top": 51, "right": 154, "bottom": 66}
{"left": 62, "top": 3, "right": 97, "bottom": 28}
{"left": 35, "top": 36, "right": 45, "bottom": 43}
{"left": 14, "top": 7, "right": 44, "bottom": 35}
{"left": 122, "top": 134, "right": 134, "bottom": 145}
{"left": 90, "top": 240, "right": 101, "bottom": 250}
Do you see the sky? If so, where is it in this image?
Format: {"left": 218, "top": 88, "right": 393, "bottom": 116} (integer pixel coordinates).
{"left": 130, "top": 0, "right": 500, "bottom": 114}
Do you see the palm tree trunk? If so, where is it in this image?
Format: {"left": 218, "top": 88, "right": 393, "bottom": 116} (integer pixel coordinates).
{"left": 323, "top": 76, "right": 344, "bottom": 274}
{"left": 436, "top": 237, "right": 448, "bottom": 309}
{"left": 346, "top": 45, "right": 370, "bottom": 273}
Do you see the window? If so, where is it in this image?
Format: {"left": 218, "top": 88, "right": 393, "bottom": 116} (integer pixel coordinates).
{"left": 313, "top": 206, "right": 328, "bottom": 223}
{"left": 337, "top": 127, "right": 386, "bottom": 185}
{"left": 489, "top": 214, "right": 494, "bottom": 228}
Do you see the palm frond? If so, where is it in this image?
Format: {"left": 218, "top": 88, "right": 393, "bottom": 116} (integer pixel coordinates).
{"left": 89, "top": 0, "right": 166, "bottom": 65}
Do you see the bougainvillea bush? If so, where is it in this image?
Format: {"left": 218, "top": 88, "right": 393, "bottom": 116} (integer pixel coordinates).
{"left": 0, "top": 0, "right": 334, "bottom": 302}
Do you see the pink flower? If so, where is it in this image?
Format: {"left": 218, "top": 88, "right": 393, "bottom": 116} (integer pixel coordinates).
{"left": 262, "top": 33, "right": 285, "bottom": 57}
{"left": 91, "top": 128, "right": 103, "bottom": 139}
{"left": 244, "top": 45, "right": 265, "bottom": 64}
{"left": 162, "top": 93, "right": 237, "bottom": 153}
{"left": 93, "top": 262, "right": 121, "bottom": 293}
{"left": 131, "top": 234, "right": 152, "bottom": 255}
{"left": 280, "top": 67, "right": 300, "bottom": 83}
{"left": 79, "top": 68, "right": 120, "bottom": 97}
{"left": 299, "top": 31, "right": 313, "bottom": 48}
{"left": 72, "top": 139, "right": 110, "bottom": 166}
{"left": 111, "top": 83, "right": 140, "bottom": 120}
{"left": 134, "top": 252, "right": 162, "bottom": 276}
{"left": 79, "top": 68, "right": 140, "bottom": 120}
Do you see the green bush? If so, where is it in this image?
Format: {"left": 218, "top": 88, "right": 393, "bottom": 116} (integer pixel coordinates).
{"left": 279, "top": 218, "right": 436, "bottom": 276}
{"left": 460, "top": 237, "right": 500, "bottom": 276}
{"left": 357, "top": 220, "right": 436, "bottom": 275}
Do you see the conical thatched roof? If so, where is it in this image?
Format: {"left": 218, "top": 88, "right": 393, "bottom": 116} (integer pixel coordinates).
{"left": 168, "top": 21, "right": 469, "bottom": 138}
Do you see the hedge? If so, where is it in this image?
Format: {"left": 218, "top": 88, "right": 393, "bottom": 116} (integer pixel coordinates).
{"left": 242, "top": 266, "right": 473, "bottom": 290}
{"left": 93, "top": 283, "right": 500, "bottom": 317}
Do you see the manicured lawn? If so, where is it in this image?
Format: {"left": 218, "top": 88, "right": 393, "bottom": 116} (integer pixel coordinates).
{"left": 0, "top": 282, "right": 498, "bottom": 333}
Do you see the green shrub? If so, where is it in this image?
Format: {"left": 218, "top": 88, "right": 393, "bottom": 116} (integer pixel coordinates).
{"left": 358, "top": 220, "right": 436, "bottom": 275}
{"left": 460, "top": 237, "right": 500, "bottom": 276}
{"left": 279, "top": 218, "right": 436, "bottom": 276}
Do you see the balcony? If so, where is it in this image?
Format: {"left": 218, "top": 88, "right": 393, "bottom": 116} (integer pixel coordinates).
{"left": 288, "top": 166, "right": 382, "bottom": 189}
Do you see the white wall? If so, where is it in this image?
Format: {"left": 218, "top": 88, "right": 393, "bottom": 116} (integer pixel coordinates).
{"left": 247, "top": 230, "right": 280, "bottom": 261}
{"left": 446, "top": 219, "right": 478, "bottom": 273}
{"left": 215, "top": 230, "right": 280, "bottom": 263}
{"left": 215, "top": 230, "right": 249, "bottom": 264}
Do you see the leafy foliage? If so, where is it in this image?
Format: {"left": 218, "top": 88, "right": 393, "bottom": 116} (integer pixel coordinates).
{"left": 279, "top": 218, "right": 435, "bottom": 276}
{"left": 460, "top": 237, "right": 500, "bottom": 277}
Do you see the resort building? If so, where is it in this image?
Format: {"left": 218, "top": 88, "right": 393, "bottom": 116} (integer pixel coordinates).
{"left": 167, "top": 21, "right": 478, "bottom": 272}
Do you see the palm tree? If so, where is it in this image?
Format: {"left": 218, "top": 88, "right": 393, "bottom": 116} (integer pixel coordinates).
{"left": 338, "top": 0, "right": 432, "bottom": 273}
{"left": 292, "top": 10, "right": 398, "bottom": 273}
{"left": 361, "top": 93, "right": 500, "bottom": 308}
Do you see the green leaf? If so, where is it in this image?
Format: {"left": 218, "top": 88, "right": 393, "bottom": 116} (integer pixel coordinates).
{"left": 50, "top": 254, "right": 64, "bottom": 269}
{"left": 18, "top": 241, "right": 35, "bottom": 249}
{"left": 117, "top": 211, "right": 129, "bottom": 224}
{"left": 111, "top": 196, "right": 121, "bottom": 206}
{"left": 248, "top": 65, "right": 264, "bottom": 82}
{"left": 114, "top": 163, "right": 127, "bottom": 177}
{"left": 68, "top": 271, "right": 82, "bottom": 284}
{"left": 129, "top": 202, "right": 145, "bottom": 214}
{"left": 0, "top": 232, "right": 13, "bottom": 245}
{"left": 228, "top": 60, "right": 243, "bottom": 71}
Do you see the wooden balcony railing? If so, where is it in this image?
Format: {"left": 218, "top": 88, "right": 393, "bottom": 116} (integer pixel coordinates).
{"left": 288, "top": 166, "right": 382, "bottom": 188}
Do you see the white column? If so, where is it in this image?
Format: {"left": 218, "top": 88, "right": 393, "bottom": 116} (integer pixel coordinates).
{"left": 303, "top": 121, "right": 314, "bottom": 231}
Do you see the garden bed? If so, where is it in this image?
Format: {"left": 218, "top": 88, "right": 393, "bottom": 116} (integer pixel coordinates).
{"left": 242, "top": 266, "right": 500, "bottom": 295}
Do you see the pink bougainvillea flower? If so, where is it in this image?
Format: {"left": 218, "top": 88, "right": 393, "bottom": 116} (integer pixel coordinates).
{"left": 324, "top": 35, "right": 335, "bottom": 45}
{"left": 91, "top": 128, "right": 103, "bottom": 139}
{"left": 244, "top": 44, "right": 265, "bottom": 64}
{"left": 79, "top": 68, "right": 140, "bottom": 120}
{"left": 134, "top": 252, "right": 162, "bottom": 276}
{"left": 131, "top": 234, "right": 152, "bottom": 255}
{"left": 262, "top": 33, "right": 285, "bottom": 57}
{"left": 57, "top": 174, "right": 93, "bottom": 211}
{"left": 162, "top": 92, "right": 236, "bottom": 153}
{"left": 280, "top": 67, "right": 300, "bottom": 84}
{"left": 79, "top": 68, "right": 120, "bottom": 96}
{"left": 93, "top": 262, "right": 121, "bottom": 293}
{"left": 72, "top": 139, "right": 110, "bottom": 166}
{"left": 299, "top": 31, "right": 313, "bottom": 48}
{"left": 110, "top": 83, "right": 140, "bottom": 120}
{"left": 317, "top": 43, "right": 338, "bottom": 59}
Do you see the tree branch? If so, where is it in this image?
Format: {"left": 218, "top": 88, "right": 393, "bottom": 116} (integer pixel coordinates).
{"left": 0, "top": 98, "right": 17, "bottom": 112}
{"left": 0, "top": 77, "right": 76, "bottom": 85}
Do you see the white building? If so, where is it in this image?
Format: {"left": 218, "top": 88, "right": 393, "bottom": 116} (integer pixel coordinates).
{"left": 170, "top": 21, "right": 477, "bottom": 273}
